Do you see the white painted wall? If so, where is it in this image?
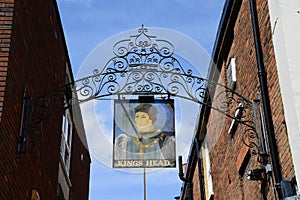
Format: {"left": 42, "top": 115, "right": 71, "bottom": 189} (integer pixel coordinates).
{"left": 268, "top": 0, "right": 300, "bottom": 190}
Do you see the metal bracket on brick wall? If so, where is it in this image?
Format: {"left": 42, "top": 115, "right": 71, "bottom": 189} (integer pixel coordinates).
{"left": 241, "top": 92, "right": 269, "bottom": 163}
{"left": 17, "top": 26, "right": 258, "bottom": 155}
{"left": 17, "top": 86, "right": 70, "bottom": 156}
{"left": 18, "top": 90, "right": 33, "bottom": 155}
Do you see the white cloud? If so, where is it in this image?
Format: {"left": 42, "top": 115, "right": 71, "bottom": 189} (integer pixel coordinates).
{"left": 80, "top": 100, "right": 114, "bottom": 167}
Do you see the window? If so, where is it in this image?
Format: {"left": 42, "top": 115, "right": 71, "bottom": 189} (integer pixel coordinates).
{"left": 228, "top": 103, "right": 243, "bottom": 137}
{"left": 201, "top": 136, "right": 214, "bottom": 200}
{"left": 227, "top": 57, "right": 237, "bottom": 90}
{"left": 60, "top": 98, "right": 73, "bottom": 175}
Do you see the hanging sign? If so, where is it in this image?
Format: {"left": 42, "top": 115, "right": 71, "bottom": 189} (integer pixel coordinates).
{"left": 113, "top": 99, "right": 176, "bottom": 168}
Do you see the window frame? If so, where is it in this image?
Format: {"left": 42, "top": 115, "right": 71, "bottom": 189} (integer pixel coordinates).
{"left": 60, "top": 98, "right": 73, "bottom": 176}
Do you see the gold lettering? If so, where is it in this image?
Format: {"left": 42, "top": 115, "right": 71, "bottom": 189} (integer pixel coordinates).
{"left": 116, "top": 161, "right": 125, "bottom": 167}
{"left": 164, "top": 160, "right": 171, "bottom": 166}
{"left": 145, "top": 160, "right": 172, "bottom": 167}
{"left": 146, "top": 160, "right": 152, "bottom": 167}
{"left": 115, "top": 160, "right": 144, "bottom": 167}
{"left": 115, "top": 160, "right": 172, "bottom": 168}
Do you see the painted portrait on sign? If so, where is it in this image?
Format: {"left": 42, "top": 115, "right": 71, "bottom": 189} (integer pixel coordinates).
{"left": 113, "top": 100, "right": 176, "bottom": 168}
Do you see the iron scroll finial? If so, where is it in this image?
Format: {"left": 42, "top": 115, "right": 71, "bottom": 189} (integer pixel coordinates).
{"left": 113, "top": 25, "right": 174, "bottom": 58}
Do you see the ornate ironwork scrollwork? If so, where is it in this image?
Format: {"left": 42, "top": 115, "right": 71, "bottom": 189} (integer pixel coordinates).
{"left": 72, "top": 25, "right": 254, "bottom": 129}
{"left": 242, "top": 128, "right": 259, "bottom": 155}
{"left": 18, "top": 86, "right": 70, "bottom": 155}
{"left": 241, "top": 96, "right": 269, "bottom": 162}
{"left": 19, "top": 25, "right": 261, "bottom": 156}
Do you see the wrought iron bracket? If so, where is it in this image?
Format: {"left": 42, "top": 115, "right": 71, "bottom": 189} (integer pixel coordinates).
{"left": 241, "top": 92, "right": 270, "bottom": 163}
{"left": 17, "top": 26, "right": 263, "bottom": 157}
{"left": 73, "top": 26, "right": 255, "bottom": 126}
{"left": 17, "top": 86, "right": 71, "bottom": 156}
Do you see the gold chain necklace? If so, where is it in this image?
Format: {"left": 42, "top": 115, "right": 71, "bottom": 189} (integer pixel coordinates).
{"left": 133, "top": 133, "right": 164, "bottom": 157}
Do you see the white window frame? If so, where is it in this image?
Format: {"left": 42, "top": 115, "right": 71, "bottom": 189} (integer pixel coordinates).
{"left": 201, "top": 136, "right": 214, "bottom": 200}
{"left": 227, "top": 57, "right": 237, "bottom": 90}
{"left": 60, "top": 99, "right": 73, "bottom": 175}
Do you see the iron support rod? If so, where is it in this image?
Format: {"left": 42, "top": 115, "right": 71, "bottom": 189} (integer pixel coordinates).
{"left": 249, "top": 0, "right": 282, "bottom": 198}
{"left": 144, "top": 168, "right": 147, "bottom": 200}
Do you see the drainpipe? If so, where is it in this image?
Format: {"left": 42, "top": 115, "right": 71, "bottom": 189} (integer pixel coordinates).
{"left": 178, "top": 156, "right": 192, "bottom": 200}
{"left": 249, "top": 0, "right": 283, "bottom": 198}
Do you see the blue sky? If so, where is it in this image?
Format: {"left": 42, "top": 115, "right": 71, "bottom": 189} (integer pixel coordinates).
{"left": 56, "top": 0, "right": 226, "bottom": 199}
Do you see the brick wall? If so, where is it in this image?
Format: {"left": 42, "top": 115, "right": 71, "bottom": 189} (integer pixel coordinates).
{"left": 69, "top": 129, "right": 91, "bottom": 200}
{"left": 0, "top": 1, "right": 90, "bottom": 199}
{"left": 0, "top": 0, "right": 13, "bottom": 124}
{"left": 192, "top": 164, "right": 200, "bottom": 200}
{"left": 203, "top": 0, "right": 295, "bottom": 199}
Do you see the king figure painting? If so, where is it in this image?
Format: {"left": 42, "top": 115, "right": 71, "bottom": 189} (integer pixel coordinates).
{"left": 113, "top": 100, "right": 176, "bottom": 168}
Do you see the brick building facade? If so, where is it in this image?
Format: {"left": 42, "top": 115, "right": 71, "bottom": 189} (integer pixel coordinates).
{"left": 0, "top": 0, "right": 90, "bottom": 199}
{"left": 180, "top": 0, "right": 299, "bottom": 199}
